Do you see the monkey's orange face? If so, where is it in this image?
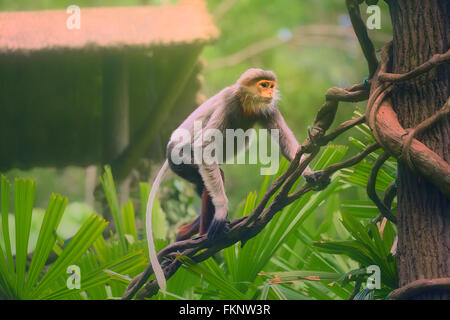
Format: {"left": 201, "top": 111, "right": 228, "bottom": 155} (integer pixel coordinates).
{"left": 256, "top": 80, "right": 276, "bottom": 101}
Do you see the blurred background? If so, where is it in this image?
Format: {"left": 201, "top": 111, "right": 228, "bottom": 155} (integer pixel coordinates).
{"left": 0, "top": 0, "right": 392, "bottom": 242}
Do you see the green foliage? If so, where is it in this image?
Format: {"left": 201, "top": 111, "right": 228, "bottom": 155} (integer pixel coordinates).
{"left": 0, "top": 175, "right": 108, "bottom": 299}
{"left": 224, "top": 146, "right": 347, "bottom": 289}
{"left": 100, "top": 166, "right": 127, "bottom": 253}
{"left": 0, "top": 171, "right": 151, "bottom": 300}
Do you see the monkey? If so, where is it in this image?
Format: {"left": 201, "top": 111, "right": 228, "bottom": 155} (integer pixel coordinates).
{"left": 145, "top": 68, "right": 330, "bottom": 292}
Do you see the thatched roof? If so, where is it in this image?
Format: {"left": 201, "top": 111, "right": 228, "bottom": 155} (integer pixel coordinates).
{"left": 0, "top": 0, "right": 218, "bottom": 54}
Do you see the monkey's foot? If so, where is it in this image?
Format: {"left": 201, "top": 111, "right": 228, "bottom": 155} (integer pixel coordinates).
{"left": 304, "top": 170, "right": 331, "bottom": 191}
{"left": 207, "top": 218, "right": 230, "bottom": 241}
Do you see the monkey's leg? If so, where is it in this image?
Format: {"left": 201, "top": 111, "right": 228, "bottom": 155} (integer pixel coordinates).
{"left": 199, "top": 169, "right": 224, "bottom": 235}
{"left": 176, "top": 216, "right": 200, "bottom": 241}
{"left": 199, "top": 190, "right": 215, "bottom": 235}
{"left": 177, "top": 185, "right": 218, "bottom": 240}
{"left": 167, "top": 148, "right": 205, "bottom": 241}
{"left": 167, "top": 145, "right": 205, "bottom": 196}
{"left": 198, "top": 164, "right": 229, "bottom": 240}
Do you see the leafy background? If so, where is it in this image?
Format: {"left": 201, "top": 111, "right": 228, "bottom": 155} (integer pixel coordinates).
{"left": 0, "top": 0, "right": 397, "bottom": 300}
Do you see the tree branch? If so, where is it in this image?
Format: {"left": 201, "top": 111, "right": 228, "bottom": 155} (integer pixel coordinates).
{"left": 366, "top": 43, "right": 450, "bottom": 198}
{"left": 388, "top": 278, "right": 450, "bottom": 300}
{"left": 378, "top": 49, "right": 450, "bottom": 83}
{"left": 206, "top": 24, "right": 390, "bottom": 71}
{"left": 366, "top": 152, "right": 397, "bottom": 223}
{"left": 345, "top": 0, "right": 379, "bottom": 78}
{"left": 401, "top": 97, "right": 450, "bottom": 171}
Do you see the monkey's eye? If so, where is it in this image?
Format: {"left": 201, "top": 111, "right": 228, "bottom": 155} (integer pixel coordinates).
{"left": 260, "top": 82, "right": 269, "bottom": 88}
{"left": 270, "top": 84, "right": 274, "bottom": 88}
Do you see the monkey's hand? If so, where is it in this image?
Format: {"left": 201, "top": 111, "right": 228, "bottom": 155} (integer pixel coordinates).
{"left": 303, "top": 170, "right": 331, "bottom": 191}
{"left": 207, "top": 213, "right": 230, "bottom": 241}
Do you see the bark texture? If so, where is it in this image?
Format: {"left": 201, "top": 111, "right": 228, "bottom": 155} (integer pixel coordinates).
{"left": 388, "top": 0, "right": 450, "bottom": 299}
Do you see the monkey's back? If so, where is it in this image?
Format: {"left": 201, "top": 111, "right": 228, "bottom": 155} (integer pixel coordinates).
{"left": 172, "top": 86, "right": 238, "bottom": 137}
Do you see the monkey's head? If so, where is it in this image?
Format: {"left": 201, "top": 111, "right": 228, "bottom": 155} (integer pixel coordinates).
{"left": 236, "top": 68, "right": 278, "bottom": 114}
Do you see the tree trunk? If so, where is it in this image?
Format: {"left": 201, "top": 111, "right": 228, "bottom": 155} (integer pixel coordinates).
{"left": 387, "top": 0, "right": 450, "bottom": 299}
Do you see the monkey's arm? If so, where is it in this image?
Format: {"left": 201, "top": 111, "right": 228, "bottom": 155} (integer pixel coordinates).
{"left": 198, "top": 163, "right": 227, "bottom": 213}
{"left": 266, "top": 108, "right": 331, "bottom": 190}
{"left": 266, "top": 108, "right": 313, "bottom": 175}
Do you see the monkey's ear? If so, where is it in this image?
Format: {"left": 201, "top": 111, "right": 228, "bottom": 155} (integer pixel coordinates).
{"left": 239, "top": 78, "right": 253, "bottom": 87}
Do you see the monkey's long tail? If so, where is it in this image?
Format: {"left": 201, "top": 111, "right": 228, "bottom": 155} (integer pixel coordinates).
{"left": 146, "top": 159, "right": 169, "bottom": 293}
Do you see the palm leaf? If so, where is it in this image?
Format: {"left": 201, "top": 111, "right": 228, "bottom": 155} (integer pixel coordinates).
{"left": 25, "top": 194, "right": 68, "bottom": 291}
{"left": 31, "top": 215, "right": 108, "bottom": 298}
{"left": 14, "top": 178, "right": 35, "bottom": 297}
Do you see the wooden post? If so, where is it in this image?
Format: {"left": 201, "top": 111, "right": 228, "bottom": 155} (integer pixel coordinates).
{"left": 101, "top": 53, "right": 131, "bottom": 218}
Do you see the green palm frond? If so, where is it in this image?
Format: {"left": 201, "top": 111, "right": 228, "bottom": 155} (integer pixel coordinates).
{"left": 0, "top": 175, "right": 109, "bottom": 299}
